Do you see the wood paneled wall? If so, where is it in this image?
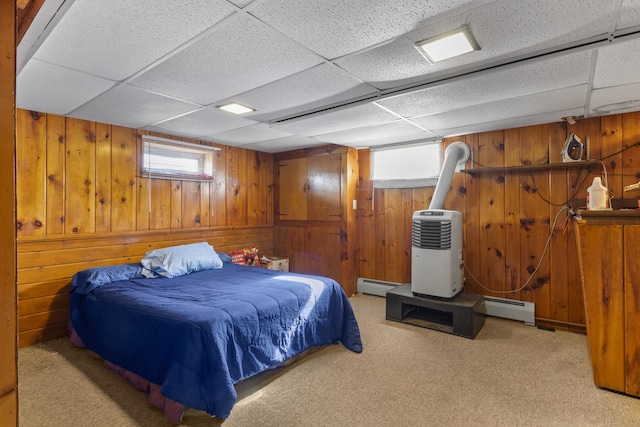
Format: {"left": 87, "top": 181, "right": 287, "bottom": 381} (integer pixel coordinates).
{"left": 16, "top": 109, "right": 274, "bottom": 347}
{"left": 1, "top": 0, "right": 18, "bottom": 423}
{"left": 16, "top": 108, "right": 640, "bottom": 345}
{"left": 357, "top": 115, "right": 640, "bottom": 331}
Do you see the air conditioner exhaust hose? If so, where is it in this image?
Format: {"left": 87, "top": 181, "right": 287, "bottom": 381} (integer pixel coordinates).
{"left": 428, "top": 141, "right": 470, "bottom": 210}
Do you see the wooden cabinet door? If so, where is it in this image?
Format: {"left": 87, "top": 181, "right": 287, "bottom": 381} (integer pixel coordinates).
{"left": 624, "top": 225, "right": 640, "bottom": 396}
{"left": 307, "top": 155, "right": 342, "bottom": 221}
{"left": 279, "top": 155, "right": 343, "bottom": 222}
{"left": 578, "top": 224, "right": 625, "bottom": 392}
{"left": 278, "top": 158, "right": 308, "bottom": 220}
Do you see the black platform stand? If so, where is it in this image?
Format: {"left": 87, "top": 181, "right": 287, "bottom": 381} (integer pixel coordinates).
{"left": 385, "top": 284, "right": 486, "bottom": 339}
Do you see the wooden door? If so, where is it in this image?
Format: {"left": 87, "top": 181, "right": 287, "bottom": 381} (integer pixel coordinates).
{"left": 307, "top": 154, "right": 342, "bottom": 221}
{"left": 278, "top": 158, "right": 308, "bottom": 220}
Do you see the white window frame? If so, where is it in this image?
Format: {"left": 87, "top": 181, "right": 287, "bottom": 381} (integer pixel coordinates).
{"left": 370, "top": 140, "right": 442, "bottom": 189}
{"left": 141, "top": 135, "right": 219, "bottom": 182}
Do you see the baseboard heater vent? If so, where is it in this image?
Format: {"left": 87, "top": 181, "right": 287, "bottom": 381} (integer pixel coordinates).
{"left": 357, "top": 278, "right": 402, "bottom": 297}
{"left": 481, "top": 297, "right": 535, "bottom": 326}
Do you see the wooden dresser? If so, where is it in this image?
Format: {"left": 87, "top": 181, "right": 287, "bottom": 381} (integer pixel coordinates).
{"left": 574, "top": 210, "right": 640, "bottom": 397}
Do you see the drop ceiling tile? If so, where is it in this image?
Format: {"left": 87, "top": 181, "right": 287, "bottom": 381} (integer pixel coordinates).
{"left": 377, "top": 50, "right": 592, "bottom": 117}
{"left": 338, "top": 0, "right": 612, "bottom": 87}
{"left": 17, "top": 58, "right": 116, "bottom": 115}
{"left": 131, "top": 14, "right": 324, "bottom": 105}
{"left": 236, "top": 135, "right": 329, "bottom": 153}
{"left": 228, "top": 64, "right": 379, "bottom": 122}
{"left": 616, "top": 0, "right": 640, "bottom": 30}
{"left": 70, "top": 84, "right": 202, "bottom": 129}
{"left": 333, "top": 26, "right": 461, "bottom": 88}
{"left": 272, "top": 103, "right": 398, "bottom": 136}
{"left": 249, "top": 0, "right": 493, "bottom": 59}
{"left": 465, "top": 0, "right": 611, "bottom": 60}
{"left": 145, "top": 106, "right": 257, "bottom": 137}
{"left": 410, "top": 85, "right": 587, "bottom": 131}
{"left": 593, "top": 37, "right": 640, "bottom": 89}
{"left": 590, "top": 83, "right": 640, "bottom": 115}
{"left": 313, "top": 120, "right": 433, "bottom": 146}
{"left": 33, "top": 0, "right": 237, "bottom": 81}
{"left": 205, "top": 123, "right": 293, "bottom": 145}
{"left": 434, "top": 108, "right": 585, "bottom": 139}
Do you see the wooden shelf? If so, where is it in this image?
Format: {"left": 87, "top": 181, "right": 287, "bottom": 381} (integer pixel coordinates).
{"left": 577, "top": 209, "right": 640, "bottom": 224}
{"left": 461, "top": 160, "right": 600, "bottom": 175}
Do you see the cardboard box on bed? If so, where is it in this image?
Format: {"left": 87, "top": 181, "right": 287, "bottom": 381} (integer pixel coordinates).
{"left": 259, "top": 256, "right": 289, "bottom": 272}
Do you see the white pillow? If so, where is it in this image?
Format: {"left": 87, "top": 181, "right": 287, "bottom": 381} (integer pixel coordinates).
{"left": 140, "top": 242, "right": 223, "bottom": 279}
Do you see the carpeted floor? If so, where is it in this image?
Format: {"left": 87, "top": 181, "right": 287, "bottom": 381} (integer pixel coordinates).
{"left": 18, "top": 294, "right": 640, "bottom": 426}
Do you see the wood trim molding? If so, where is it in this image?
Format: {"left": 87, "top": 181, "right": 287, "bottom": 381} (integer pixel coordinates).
{"left": 17, "top": 223, "right": 273, "bottom": 244}
{"left": 17, "top": 0, "right": 45, "bottom": 45}
{"left": 1, "top": 0, "right": 17, "bottom": 424}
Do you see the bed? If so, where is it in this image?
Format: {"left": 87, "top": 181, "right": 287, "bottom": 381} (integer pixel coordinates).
{"left": 68, "top": 243, "right": 362, "bottom": 422}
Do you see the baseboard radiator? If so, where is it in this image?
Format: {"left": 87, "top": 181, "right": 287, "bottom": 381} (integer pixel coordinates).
{"left": 357, "top": 277, "right": 402, "bottom": 297}
{"left": 481, "top": 297, "right": 535, "bottom": 326}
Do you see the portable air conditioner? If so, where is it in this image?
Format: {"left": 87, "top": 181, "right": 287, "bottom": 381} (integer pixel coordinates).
{"left": 410, "top": 141, "right": 470, "bottom": 299}
{"left": 411, "top": 209, "right": 463, "bottom": 298}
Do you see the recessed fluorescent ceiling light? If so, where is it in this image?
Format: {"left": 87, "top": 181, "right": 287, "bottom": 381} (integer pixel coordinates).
{"left": 416, "top": 26, "right": 480, "bottom": 63}
{"left": 218, "top": 102, "right": 255, "bottom": 114}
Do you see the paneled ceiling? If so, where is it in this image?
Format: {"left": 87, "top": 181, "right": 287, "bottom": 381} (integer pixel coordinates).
{"left": 15, "top": 0, "right": 640, "bottom": 153}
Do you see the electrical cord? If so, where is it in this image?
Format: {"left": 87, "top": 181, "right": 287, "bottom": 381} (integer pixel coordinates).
{"left": 461, "top": 143, "right": 635, "bottom": 294}
{"left": 472, "top": 157, "right": 591, "bottom": 207}
{"left": 599, "top": 140, "right": 640, "bottom": 161}
{"left": 463, "top": 204, "right": 571, "bottom": 294}
{"left": 596, "top": 159, "right": 613, "bottom": 206}
{"left": 528, "top": 166, "right": 591, "bottom": 207}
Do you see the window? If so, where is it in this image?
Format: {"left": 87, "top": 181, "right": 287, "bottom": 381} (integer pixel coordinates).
{"left": 141, "top": 135, "right": 218, "bottom": 181}
{"left": 371, "top": 141, "right": 442, "bottom": 188}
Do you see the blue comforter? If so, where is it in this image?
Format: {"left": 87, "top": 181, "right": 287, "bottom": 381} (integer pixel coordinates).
{"left": 69, "top": 263, "right": 362, "bottom": 418}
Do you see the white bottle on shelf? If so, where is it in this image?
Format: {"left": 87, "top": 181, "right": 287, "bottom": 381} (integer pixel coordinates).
{"left": 587, "top": 177, "right": 608, "bottom": 210}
